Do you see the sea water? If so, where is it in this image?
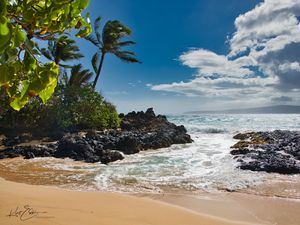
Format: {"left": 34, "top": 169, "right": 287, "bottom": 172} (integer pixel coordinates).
{"left": 2, "top": 114, "right": 300, "bottom": 194}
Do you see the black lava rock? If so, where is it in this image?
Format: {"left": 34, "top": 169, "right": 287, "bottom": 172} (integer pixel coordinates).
{"left": 231, "top": 130, "right": 300, "bottom": 174}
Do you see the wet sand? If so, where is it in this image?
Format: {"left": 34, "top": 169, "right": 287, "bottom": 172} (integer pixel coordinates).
{"left": 144, "top": 192, "right": 300, "bottom": 225}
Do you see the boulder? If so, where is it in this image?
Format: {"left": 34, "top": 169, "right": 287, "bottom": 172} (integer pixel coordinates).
{"left": 115, "top": 134, "right": 141, "bottom": 154}
{"left": 55, "top": 135, "right": 100, "bottom": 163}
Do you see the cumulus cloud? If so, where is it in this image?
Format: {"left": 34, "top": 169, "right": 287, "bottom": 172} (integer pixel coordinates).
{"left": 179, "top": 49, "right": 253, "bottom": 77}
{"left": 279, "top": 62, "right": 300, "bottom": 73}
{"left": 230, "top": 0, "right": 300, "bottom": 56}
{"left": 151, "top": 0, "right": 300, "bottom": 105}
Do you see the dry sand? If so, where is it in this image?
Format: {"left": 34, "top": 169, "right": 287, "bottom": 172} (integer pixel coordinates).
{"left": 0, "top": 178, "right": 261, "bottom": 225}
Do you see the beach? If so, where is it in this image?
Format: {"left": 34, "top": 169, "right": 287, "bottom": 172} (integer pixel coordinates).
{"left": 1, "top": 177, "right": 300, "bottom": 225}
{"left": 0, "top": 177, "right": 265, "bottom": 225}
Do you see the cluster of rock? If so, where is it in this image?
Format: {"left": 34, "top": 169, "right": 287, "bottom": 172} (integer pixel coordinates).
{"left": 0, "top": 108, "right": 192, "bottom": 164}
{"left": 231, "top": 130, "right": 300, "bottom": 174}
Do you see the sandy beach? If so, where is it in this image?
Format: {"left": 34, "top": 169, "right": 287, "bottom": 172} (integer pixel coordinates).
{"left": 1, "top": 177, "right": 300, "bottom": 225}
{"left": 0, "top": 178, "right": 264, "bottom": 225}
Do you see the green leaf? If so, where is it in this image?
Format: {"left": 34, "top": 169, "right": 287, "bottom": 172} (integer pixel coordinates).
{"left": 0, "top": 18, "right": 11, "bottom": 52}
{"left": 0, "top": 64, "right": 13, "bottom": 86}
{"left": 9, "top": 80, "right": 30, "bottom": 111}
{"left": 38, "top": 62, "right": 58, "bottom": 103}
{"left": 1, "top": 0, "right": 91, "bottom": 110}
{"left": 12, "top": 26, "right": 26, "bottom": 48}
{"left": 39, "top": 78, "right": 57, "bottom": 103}
{"left": 78, "top": 0, "right": 89, "bottom": 9}
{"left": 75, "top": 23, "right": 92, "bottom": 37}
{"left": 0, "top": 0, "right": 7, "bottom": 16}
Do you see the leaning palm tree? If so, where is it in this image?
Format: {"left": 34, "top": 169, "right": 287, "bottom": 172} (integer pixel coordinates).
{"left": 68, "top": 64, "right": 93, "bottom": 87}
{"left": 85, "top": 17, "right": 141, "bottom": 89}
{"left": 40, "top": 35, "right": 83, "bottom": 67}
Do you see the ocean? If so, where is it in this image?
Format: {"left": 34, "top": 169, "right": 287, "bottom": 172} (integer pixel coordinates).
{"left": 1, "top": 114, "right": 300, "bottom": 197}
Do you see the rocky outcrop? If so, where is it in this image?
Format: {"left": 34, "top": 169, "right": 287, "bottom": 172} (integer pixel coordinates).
{"left": 231, "top": 130, "right": 300, "bottom": 174}
{"left": 0, "top": 108, "right": 192, "bottom": 164}
{"left": 54, "top": 134, "right": 124, "bottom": 163}
{"left": 120, "top": 108, "right": 192, "bottom": 146}
{"left": 0, "top": 144, "right": 57, "bottom": 160}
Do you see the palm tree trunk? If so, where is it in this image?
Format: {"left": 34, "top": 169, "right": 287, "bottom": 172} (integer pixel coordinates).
{"left": 92, "top": 52, "right": 105, "bottom": 89}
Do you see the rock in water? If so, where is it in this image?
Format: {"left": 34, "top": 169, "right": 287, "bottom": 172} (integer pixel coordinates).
{"left": 119, "top": 108, "right": 193, "bottom": 148}
{"left": 231, "top": 130, "right": 300, "bottom": 174}
{"left": 55, "top": 134, "right": 124, "bottom": 163}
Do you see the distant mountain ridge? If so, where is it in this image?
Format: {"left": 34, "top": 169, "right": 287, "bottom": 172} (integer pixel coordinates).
{"left": 186, "top": 105, "right": 300, "bottom": 114}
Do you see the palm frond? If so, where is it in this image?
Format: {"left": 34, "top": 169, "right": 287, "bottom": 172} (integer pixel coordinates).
{"left": 117, "top": 50, "right": 136, "bottom": 56}
{"left": 77, "top": 70, "right": 93, "bottom": 86}
{"left": 102, "top": 20, "right": 131, "bottom": 45}
{"left": 117, "top": 41, "right": 136, "bottom": 47}
{"left": 69, "top": 64, "right": 94, "bottom": 87}
{"left": 69, "top": 64, "right": 82, "bottom": 86}
{"left": 58, "top": 63, "right": 74, "bottom": 69}
{"left": 40, "top": 48, "right": 54, "bottom": 61}
{"left": 42, "top": 35, "right": 83, "bottom": 65}
{"left": 114, "top": 51, "right": 141, "bottom": 63}
{"left": 85, "top": 35, "right": 99, "bottom": 47}
{"left": 94, "top": 16, "right": 102, "bottom": 44}
{"left": 91, "top": 52, "right": 100, "bottom": 74}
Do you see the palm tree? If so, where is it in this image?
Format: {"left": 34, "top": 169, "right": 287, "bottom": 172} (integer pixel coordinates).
{"left": 67, "top": 64, "right": 93, "bottom": 87}
{"left": 40, "top": 35, "right": 83, "bottom": 67}
{"left": 85, "top": 17, "right": 141, "bottom": 89}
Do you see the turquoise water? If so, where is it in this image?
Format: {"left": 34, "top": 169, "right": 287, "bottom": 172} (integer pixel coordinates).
{"left": 38, "top": 114, "right": 300, "bottom": 193}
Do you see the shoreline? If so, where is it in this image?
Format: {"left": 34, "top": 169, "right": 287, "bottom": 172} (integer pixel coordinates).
{"left": 1, "top": 156, "right": 299, "bottom": 200}
{"left": 1, "top": 177, "right": 300, "bottom": 225}
{"left": 0, "top": 177, "right": 262, "bottom": 225}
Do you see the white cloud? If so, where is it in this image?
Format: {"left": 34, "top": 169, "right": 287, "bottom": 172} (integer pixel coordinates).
{"left": 179, "top": 49, "right": 253, "bottom": 77}
{"left": 230, "top": 0, "right": 300, "bottom": 56}
{"left": 151, "top": 0, "right": 300, "bottom": 106}
{"left": 279, "top": 62, "right": 300, "bottom": 73}
{"left": 151, "top": 76, "right": 277, "bottom": 99}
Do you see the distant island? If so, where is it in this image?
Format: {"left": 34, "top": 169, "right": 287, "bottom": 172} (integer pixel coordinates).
{"left": 186, "top": 105, "right": 300, "bottom": 114}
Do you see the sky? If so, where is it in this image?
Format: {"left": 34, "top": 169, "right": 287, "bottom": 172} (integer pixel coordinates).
{"left": 76, "top": 0, "right": 300, "bottom": 114}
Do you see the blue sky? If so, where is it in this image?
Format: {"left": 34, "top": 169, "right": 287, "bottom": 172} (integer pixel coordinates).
{"left": 75, "top": 0, "right": 300, "bottom": 114}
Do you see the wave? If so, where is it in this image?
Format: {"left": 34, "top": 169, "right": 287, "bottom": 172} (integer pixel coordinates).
{"left": 187, "top": 126, "right": 227, "bottom": 134}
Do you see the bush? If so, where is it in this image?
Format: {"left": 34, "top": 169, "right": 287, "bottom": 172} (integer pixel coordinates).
{"left": 0, "top": 86, "right": 120, "bottom": 131}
